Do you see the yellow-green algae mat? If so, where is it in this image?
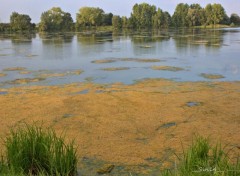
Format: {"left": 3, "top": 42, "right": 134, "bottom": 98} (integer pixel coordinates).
{"left": 0, "top": 79, "right": 239, "bottom": 175}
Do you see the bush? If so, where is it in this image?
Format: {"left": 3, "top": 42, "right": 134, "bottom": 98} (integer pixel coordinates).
{"left": 1, "top": 124, "right": 78, "bottom": 175}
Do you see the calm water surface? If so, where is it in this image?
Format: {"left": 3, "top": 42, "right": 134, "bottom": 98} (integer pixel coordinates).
{"left": 0, "top": 28, "right": 240, "bottom": 87}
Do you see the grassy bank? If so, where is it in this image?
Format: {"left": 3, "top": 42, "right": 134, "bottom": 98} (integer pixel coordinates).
{"left": 0, "top": 124, "right": 78, "bottom": 176}
{"left": 0, "top": 124, "right": 239, "bottom": 175}
{"left": 161, "top": 136, "right": 240, "bottom": 176}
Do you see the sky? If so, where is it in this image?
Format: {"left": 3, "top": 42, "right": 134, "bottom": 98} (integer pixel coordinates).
{"left": 0, "top": 0, "right": 239, "bottom": 23}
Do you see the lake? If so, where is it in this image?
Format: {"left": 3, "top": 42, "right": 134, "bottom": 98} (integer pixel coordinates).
{"left": 0, "top": 28, "right": 240, "bottom": 87}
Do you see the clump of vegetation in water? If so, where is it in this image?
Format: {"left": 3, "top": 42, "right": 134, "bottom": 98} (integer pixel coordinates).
{"left": 121, "top": 58, "right": 162, "bottom": 63}
{"left": 3, "top": 67, "right": 26, "bottom": 71}
{"left": 0, "top": 73, "right": 7, "bottom": 77}
{"left": 7, "top": 78, "right": 46, "bottom": 84}
{"left": 101, "top": 67, "right": 130, "bottom": 71}
{"left": 200, "top": 73, "right": 225, "bottom": 79}
{"left": 0, "top": 124, "right": 78, "bottom": 176}
{"left": 91, "top": 59, "right": 116, "bottom": 64}
{"left": 152, "top": 65, "right": 184, "bottom": 71}
{"left": 161, "top": 136, "right": 240, "bottom": 176}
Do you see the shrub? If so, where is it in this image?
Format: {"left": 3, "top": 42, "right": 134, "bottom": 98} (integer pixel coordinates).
{"left": 2, "top": 124, "right": 78, "bottom": 175}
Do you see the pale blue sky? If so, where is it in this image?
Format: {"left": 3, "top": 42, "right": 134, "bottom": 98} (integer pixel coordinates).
{"left": 0, "top": 0, "right": 239, "bottom": 23}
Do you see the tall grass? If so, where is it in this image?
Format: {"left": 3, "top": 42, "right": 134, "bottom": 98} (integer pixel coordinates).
{"left": 1, "top": 124, "right": 78, "bottom": 176}
{"left": 162, "top": 136, "right": 240, "bottom": 176}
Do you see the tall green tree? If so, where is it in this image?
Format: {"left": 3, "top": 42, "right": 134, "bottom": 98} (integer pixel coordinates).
{"left": 162, "top": 11, "right": 172, "bottom": 28}
{"left": 39, "top": 7, "right": 73, "bottom": 31}
{"left": 76, "top": 7, "right": 104, "bottom": 29}
{"left": 172, "top": 3, "right": 189, "bottom": 27}
{"left": 10, "top": 12, "right": 32, "bottom": 31}
{"left": 230, "top": 13, "right": 240, "bottom": 25}
{"left": 130, "top": 3, "right": 156, "bottom": 29}
{"left": 102, "top": 13, "right": 113, "bottom": 26}
{"left": 152, "top": 8, "right": 163, "bottom": 29}
{"left": 121, "top": 16, "right": 128, "bottom": 28}
{"left": 186, "top": 4, "right": 203, "bottom": 27}
{"left": 205, "top": 4, "right": 226, "bottom": 26}
{"left": 112, "top": 15, "right": 122, "bottom": 29}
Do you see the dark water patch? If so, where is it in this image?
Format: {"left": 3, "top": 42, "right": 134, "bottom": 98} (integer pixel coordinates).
{"left": 186, "top": 102, "right": 202, "bottom": 107}
{"left": 95, "top": 90, "right": 105, "bottom": 94}
{"left": 0, "top": 91, "right": 8, "bottom": 95}
{"left": 156, "top": 122, "right": 176, "bottom": 130}
{"left": 71, "top": 89, "right": 89, "bottom": 95}
{"left": 62, "top": 114, "right": 74, "bottom": 118}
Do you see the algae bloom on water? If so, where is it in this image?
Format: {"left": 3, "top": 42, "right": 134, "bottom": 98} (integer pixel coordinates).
{"left": 200, "top": 73, "right": 225, "bottom": 79}
{"left": 101, "top": 67, "right": 130, "bottom": 71}
{"left": 151, "top": 65, "right": 184, "bottom": 72}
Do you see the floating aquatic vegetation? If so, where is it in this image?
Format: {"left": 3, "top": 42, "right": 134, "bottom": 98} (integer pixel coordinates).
{"left": 3, "top": 67, "right": 26, "bottom": 71}
{"left": 0, "top": 73, "right": 7, "bottom": 77}
{"left": 102, "top": 67, "right": 130, "bottom": 71}
{"left": 120, "top": 58, "right": 162, "bottom": 63}
{"left": 0, "top": 54, "right": 9, "bottom": 56}
{"left": 139, "top": 45, "right": 153, "bottom": 48}
{"left": 151, "top": 65, "right": 184, "bottom": 71}
{"left": 25, "top": 54, "right": 38, "bottom": 58}
{"left": 38, "top": 70, "right": 83, "bottom": 78}
{"left": 91, "top": 59, "right": 116, "bottom": 64}
{"left": 200, "top": 73, "right": 225, "bottom": 79}
{"left": 191, "top": 40, "right": 209, "bottom": 45}
{"left": 7, "top": 78, "right": 46, "bottom": 84}
{"left": 19, "top": 71, "right": 32, "bottom": 75}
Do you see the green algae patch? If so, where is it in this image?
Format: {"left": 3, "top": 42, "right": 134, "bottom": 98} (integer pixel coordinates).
{"left": 200, "top": 73, "right": 225, "bottom": 79}
{"left": 139, "top": 45, "right": 153, "bottom": 48}
{"left": 151, "top": 65, "right": 184, "bottom": 71}
{"left": 0, "top": 73, "right": 7, "bottom": 77}
{"left": 91, "top": 59, "right": 116, "bottom": 64}
{"left": 19, "top": 71, "right": 32, "bottom": 75}
{"left": 101, "top": 67, "right": 130, "bottom": 71}
{"left": 3, "top": 67, "right": 26, "bottom": 71}
{"left": 38, "top": 70, "right": 83, "bottom": 78}
{"left": 8, "top": 78, "right": 46, "bottom": 84}
{"left": 25, "top": 54, "right": 38, "bottom": 58}
{"left": 121, "top": 58, "right": 162, "bottom": 63}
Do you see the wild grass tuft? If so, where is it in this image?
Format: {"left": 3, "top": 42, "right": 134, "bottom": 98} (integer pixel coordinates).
{"left": 1, "top": 124, "right": 78, "bottom": 175}
{"left": 161, "top": 135, "right": 240, "bottom": 176}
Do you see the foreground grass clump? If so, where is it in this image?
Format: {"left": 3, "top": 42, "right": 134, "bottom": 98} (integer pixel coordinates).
{"left": 162, "top": 136, "right": 240, "bottom": 176}
{"left": 1, "top": 124, "right": 78, "bottom": 176}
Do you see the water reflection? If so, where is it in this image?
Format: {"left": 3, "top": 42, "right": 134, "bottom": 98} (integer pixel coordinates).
{"left": 39, "top": 32, "right": 74, "bottom": 45}
{"left": 0, "top": 28, "right": 239, "bottom": 86}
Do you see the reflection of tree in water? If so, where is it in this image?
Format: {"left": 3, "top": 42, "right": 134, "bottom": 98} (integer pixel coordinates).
{"left": 131, "top": 30, "right": 170, "bottom": 44}
{"left": 39, "top": 32, "right": 74, "bottom": 46}
{"left": 77, "top": 32, "right": 113, "bottom": 45}
{"left": 173, "top": 28, "right": 225, "bottom": 53}
{"left": 10, "top": 33, "right": 36, "bottom": 44}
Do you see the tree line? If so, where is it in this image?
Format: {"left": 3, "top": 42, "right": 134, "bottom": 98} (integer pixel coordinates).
{"left": 0, "top": 3, "right": 240, "bottom": 32}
